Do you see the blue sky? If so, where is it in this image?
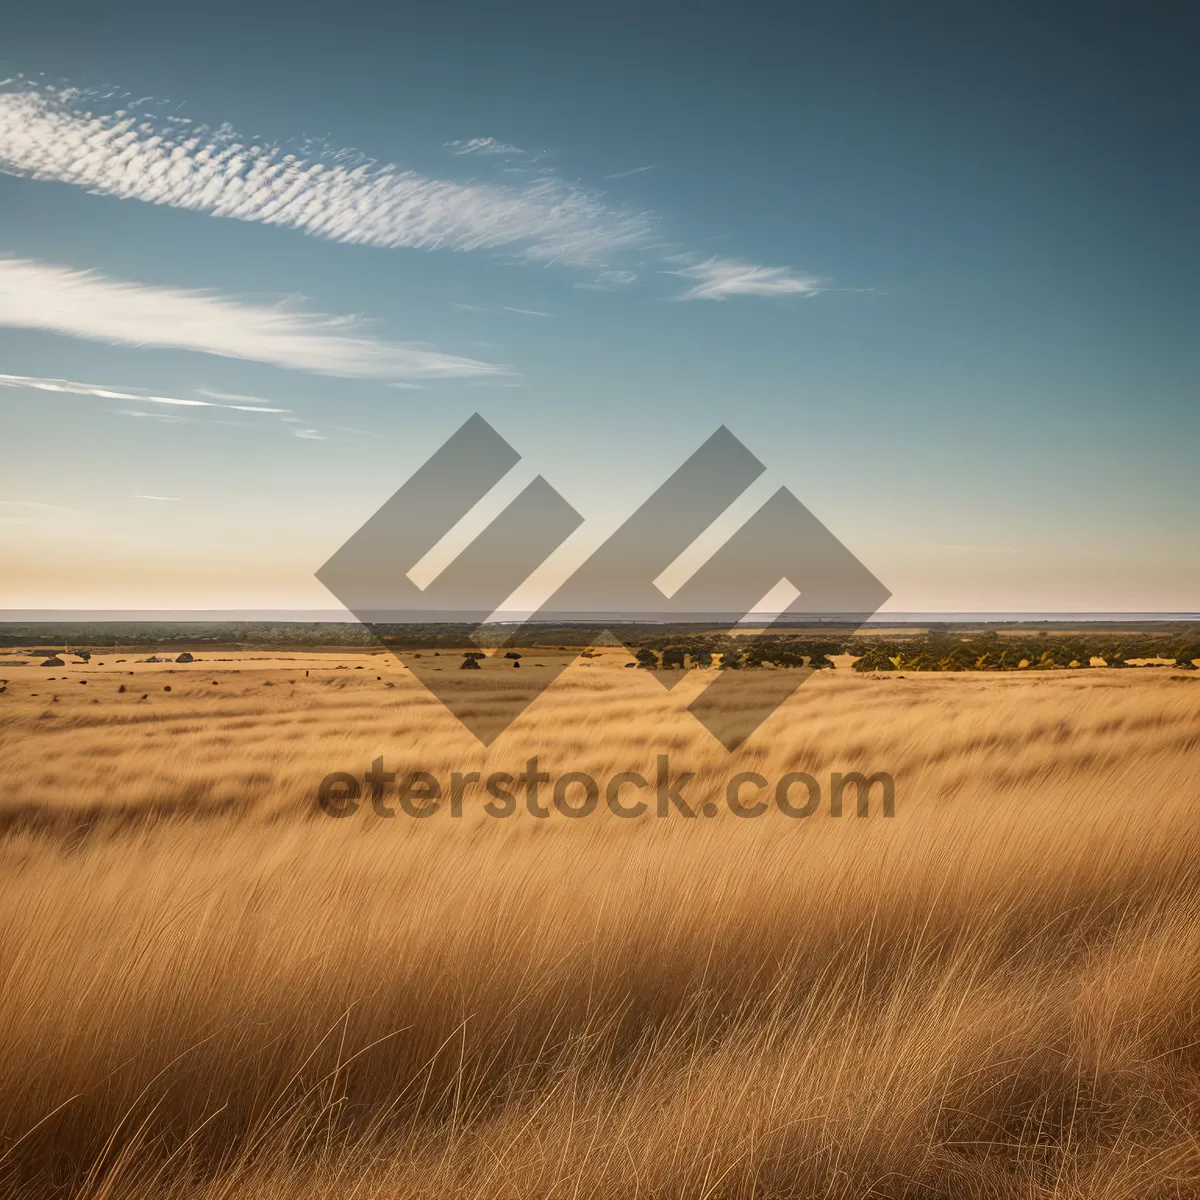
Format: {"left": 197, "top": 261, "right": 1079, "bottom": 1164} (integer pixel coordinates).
{"left": 1, "top": 0, "right": 1196, "bottom": 613}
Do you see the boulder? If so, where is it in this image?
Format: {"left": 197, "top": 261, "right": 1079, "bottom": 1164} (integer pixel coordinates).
{"left": 41, "top": 657, "right": 65, "bottom": 667}
{"left": 175, "top": 652, "right": 194, "bottom": 663}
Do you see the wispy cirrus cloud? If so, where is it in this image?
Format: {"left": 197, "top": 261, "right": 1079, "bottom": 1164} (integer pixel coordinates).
{"left": 574, "top": 268, "right": 640, "bottom": 291}
{"left": 0, "top": 80, "right": 839, "bottom": 304}
{"left": 668, "top": 256, "right": 823, "bottom": 301}
{"left": 194, "top": 388, "right": 277, "bottom": 405}
{"left": 450, "top": 300, "right": 555, "bottom": 317}
{"left": 0, "top": 371, "right": 289, "bottom": 411}
{"left": 0, "top": 500, "right": 91, "bottom": 526}
{"left": 604, "top": 164, "right": 659, "bottom": 179}
{"left": 0, "top": 83, "right": 651, "bottom": 273}
{"left": 0, "top": 372, "right": 382, "bottom": 444}
{"left": 445, "top": 137, "right": 528, "bottom": 157}
{"left": 0, "top": 258, "right": 503, "bottom": 380}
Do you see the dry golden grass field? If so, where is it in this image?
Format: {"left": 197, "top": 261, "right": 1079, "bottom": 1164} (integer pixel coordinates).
{"left": 1, "top": 649, "right": 1199, "bottom": 1198}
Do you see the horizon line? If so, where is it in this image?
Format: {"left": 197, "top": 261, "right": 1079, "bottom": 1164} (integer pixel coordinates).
{"left": 1, "top": 610, "right": 1197, "bottom": 624}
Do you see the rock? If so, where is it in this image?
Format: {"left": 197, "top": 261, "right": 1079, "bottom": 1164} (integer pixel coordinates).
{"left": 41, "top": 657, "right": 65, "bottom": 667}
{"left": 175, "top": 652, "right": 194, "bottom": 663}
{"left": 460, "top": 657, "right": 482, "bottom": 670}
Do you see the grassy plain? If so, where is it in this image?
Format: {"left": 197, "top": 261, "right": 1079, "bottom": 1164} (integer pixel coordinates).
{"left": 1, "top": 649, "right": 1198, "bottom": 1198}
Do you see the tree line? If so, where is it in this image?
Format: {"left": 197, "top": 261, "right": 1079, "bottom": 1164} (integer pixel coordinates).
{"left": 628, "top": 630, "right": 1199, "bottom": 672}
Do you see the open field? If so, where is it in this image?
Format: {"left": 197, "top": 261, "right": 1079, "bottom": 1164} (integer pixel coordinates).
{"left": 1, "top": 651, "right": 1199, "bottom": 1198}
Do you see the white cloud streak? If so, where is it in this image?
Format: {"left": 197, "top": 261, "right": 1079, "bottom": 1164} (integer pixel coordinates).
{"left": 0, "top": 84, "right": 651, "bottom": 271}
{"left": 0, "top": 258, "right": 502, "bottom": 380}
{"left": 0, "top": 373, "right": 385, "bottom": 446}
{"left": 573, "top": 268, "right": 640, "bottom": 290}
{"left": 445, "top": 137, "right": 527, "bottom": 157}
{"left": 113, "top": 408, "right": 191, "bottom": 423}
{"left": 0, "top": 371, "right": 291, "bottom": 411}
{"left": 603, "top": 164, "right": 659, "bottom": 179}
{"left": 0, "top": 500, "right": 90, "bottom": 526}
{"left": 194, "top": 388, "right": 276, "bottom": 405}
{"left": 668, "top": 257, "right": 824, "bottom": 301}
{"left": 0, "top": 81, "right": 839, "bottom": 305}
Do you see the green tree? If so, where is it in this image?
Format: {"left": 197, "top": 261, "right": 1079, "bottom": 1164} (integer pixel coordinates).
{"left": 1173, "top": 640, "right": 1200, "bottom": 669}
{"left": 851, "top": 646, "right": 893, "bottom": 672}
{"left": 939, "top": 644, "right": 976, "bottom": 671}
{"left": 660, "top": 646, "right": 688, "bottom": 670}
{"left": 1102, "top": 644, "right": 1129, "bottom": 668}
